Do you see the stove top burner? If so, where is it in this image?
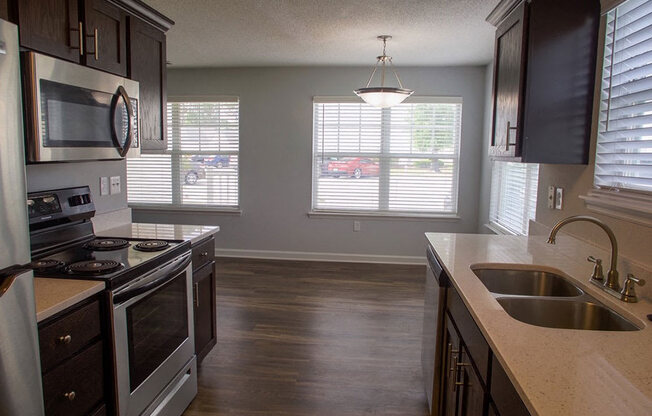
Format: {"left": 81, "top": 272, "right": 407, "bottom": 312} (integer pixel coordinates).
{"left": 67, "top": 259, "right": 123, "bottom": 275}
{"left": 133, "top": 240, "right": 170, "bottom": 252}
{"left": 29, "top": 259, "right": 65, "bottom": 273}
{"left": 84, "top": 238, "right": 130, "bottom": 251}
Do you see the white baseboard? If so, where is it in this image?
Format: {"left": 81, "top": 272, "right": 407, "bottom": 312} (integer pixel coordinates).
{"left": 214, "top": 248, "right": 426, "bottom": 265}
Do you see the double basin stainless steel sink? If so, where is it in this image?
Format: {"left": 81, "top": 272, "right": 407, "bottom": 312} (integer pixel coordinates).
{"left": 471, "top": 267, "right": 640, "bottom": 331}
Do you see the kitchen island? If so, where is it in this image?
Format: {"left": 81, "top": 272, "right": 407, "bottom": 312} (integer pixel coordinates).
{"left": 425, "top": 232, "right": 652, "bottom": 416}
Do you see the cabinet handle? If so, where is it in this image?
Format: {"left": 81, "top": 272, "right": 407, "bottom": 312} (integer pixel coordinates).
{"left": 72, "top": 22, "right": 84, "bottom": 56}
{"left": 58, "top": 334, "right": 72, "bottom": 345}
{"left": 447, "top": 342, "right": 459, "bottom": 373}
{"left": 93, "top": 28, "right": 99, "bottom": 60}
{"left": 194, "top": 282, "right": 199, "bottom": 308}
{"left": 64, "top": 391, "right": 76, "bottom": 401}
{"left": 85, "top": 28, "right": 99, "bottom": 60}
{"left": 506, "top": 120, "right": 518, "bottom": 151}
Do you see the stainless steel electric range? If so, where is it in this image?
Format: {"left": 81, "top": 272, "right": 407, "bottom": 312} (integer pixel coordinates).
{"left": 28, "top": 186, "right": 197, "bottom": 416}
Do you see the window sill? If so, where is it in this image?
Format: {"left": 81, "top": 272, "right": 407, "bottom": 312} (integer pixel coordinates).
{"left": 308, "top": 210, "right": 460, "bottom": 221}
{"left": 130, "top": 204, "right": 242, "bottom": 215}
{"left": 485, "top": 222, "right": 519, "bottom": 236}
{"left": 579, "top": 189, "right": 652, "bottom": 227}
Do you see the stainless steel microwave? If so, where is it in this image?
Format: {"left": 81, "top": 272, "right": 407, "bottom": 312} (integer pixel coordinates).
{"left": 22, "top": 51, "right": 139, "bottom": 162}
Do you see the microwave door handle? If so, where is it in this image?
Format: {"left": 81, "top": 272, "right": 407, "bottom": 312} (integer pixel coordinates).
{"left": 113, "top": 254, "right": 191, "bottom": 304}
{"left": 110, "top": 86, "right": 134, "bottom": 158}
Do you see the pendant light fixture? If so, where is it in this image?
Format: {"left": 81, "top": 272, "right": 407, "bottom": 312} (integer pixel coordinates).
{"left": 354, "top": 35, "right": 414, "bottom": 108}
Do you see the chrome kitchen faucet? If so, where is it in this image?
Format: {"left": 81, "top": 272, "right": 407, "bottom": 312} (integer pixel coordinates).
{"left": 547, "top": 215, "right": 645, "bottom": 303}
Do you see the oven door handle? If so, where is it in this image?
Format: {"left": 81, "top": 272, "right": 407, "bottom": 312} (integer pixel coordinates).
{"left": 110, "top": 85, "right": 134, "bottom": 158}
{"left": 113, "top": 254, "right": 191, "bottom": 304}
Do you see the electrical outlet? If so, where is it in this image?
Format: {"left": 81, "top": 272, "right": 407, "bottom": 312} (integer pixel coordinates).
{"left": 555, "top": 187, "right": 564, "bottom": 210}
{"left": 353, "top": 221, "right": 361, "bottom": 232}
{"left": 100, "top": 177, "right": 109, "bottom": 196}
{"left": 547, "top": 186, "right": 555, "bottom": 209}
{"left": 110, "top": 176, "right": 121, "bottom": 195}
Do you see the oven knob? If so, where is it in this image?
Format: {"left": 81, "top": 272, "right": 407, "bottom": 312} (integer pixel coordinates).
{"left": 64, "top": 391, "right": 76, "bottom": 401}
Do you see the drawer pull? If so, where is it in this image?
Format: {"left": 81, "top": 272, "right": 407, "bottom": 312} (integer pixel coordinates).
{"left": 64, "top": 391, "right": 76, "bottom": 401}
{"left": 200, "top": 251, "right": 209, "bottom": 257}
{"left": 58, "top": 335, "right": 72, "bottom": 345}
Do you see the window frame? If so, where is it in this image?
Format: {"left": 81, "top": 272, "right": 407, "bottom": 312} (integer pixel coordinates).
{"left": 309, "top": 96, "right": 463, "bottom": 219}
{"left": 581, "top": 1, "right": 652, "bottom": 226}
{"left": 127, "top": 96, "right": 241, "bottom": 213}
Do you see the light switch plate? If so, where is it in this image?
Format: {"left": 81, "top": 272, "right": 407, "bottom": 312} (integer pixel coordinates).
{"left": 353, "top": 221, "right": 361, "bottom": 232}
{"left": 110, "top": 176, "right": 121, "bottom": 195}
{"left": 100, "top": 177, "right": 109, "bottom": 196}
{"left": 548, "top": 186, "right": 555, "bottom": 209}
{"left": 555, "top": 187, "right": 563, "bottom": 210}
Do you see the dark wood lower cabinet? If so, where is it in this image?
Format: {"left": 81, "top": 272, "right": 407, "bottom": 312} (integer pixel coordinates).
{"left": 38, "top": 295, "right": 111, "bottom": 416}
{"left": 442, "top": 317, "right": 460, "bottom": 416}
{"left": 425, "top": 248, "right": 530, "bottom": 416}
{"left": 192, "top": 236, "right": 217, "bottom": 363}
{"left": 456, "top": 346, "right": 485, "bottom": 416}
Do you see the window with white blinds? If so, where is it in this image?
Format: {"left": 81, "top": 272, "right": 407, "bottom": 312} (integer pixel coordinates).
{"left": 489, "top": 162, "right": 539, "bottom": 235}
{"left": 311, "top": 98, "right": 462, "bottom": 215}
{"left": 597, "top": 0, "right": 652, "bottom": 193}
{"left": 127, "top": 99, "right": 239, "bottom": 209}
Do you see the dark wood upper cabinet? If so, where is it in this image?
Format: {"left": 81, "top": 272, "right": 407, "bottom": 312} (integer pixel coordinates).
{"left": 128, "top": 15, "right": 167, "bottom": 151}
{"left": 490, "top": 2, "right": 527, "bottom": 159}
{"left": 488, "top": 0, "right": 600, "bottom": 164}
{"left": 1, "top": 0, "right": 10, "bottom": 21}
{"left": 16, "top": 0, "right": 82, "bottom": 63}
{"left": 82, "top": 0, "right": 127, "bottom": 76}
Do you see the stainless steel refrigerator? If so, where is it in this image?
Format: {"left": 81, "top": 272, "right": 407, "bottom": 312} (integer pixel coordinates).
{"left": 0, "top": 18, "right": 45, "bottom": 416}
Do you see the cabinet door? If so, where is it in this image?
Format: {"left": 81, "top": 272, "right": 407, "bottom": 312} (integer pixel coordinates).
{"left": 83, "top": 0, "right": 127, "bottom": 76}
{"left": 193, "top": 260, "right": 217, "bottom": 363}
{"left": 489, "top": 2, "right": 527, "bottom": 159}
{"left": 128, "top": 16, "right": 167, "bottom": 151}
{"left": 456, "top": 346, "right": 486, "bottom": 416}
{"left": 442, "top": 316, "right": 460, "bottom": 416}
{"left": 17, "top": 0, "right": 81, "bottom": 63}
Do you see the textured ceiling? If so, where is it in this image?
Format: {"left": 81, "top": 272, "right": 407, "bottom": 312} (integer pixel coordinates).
{"left": 145, "top": 0, "right": 499, "bottom": 68}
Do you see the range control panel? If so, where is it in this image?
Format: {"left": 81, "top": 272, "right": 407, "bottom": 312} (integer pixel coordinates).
{"left": 27, "top": 186, "right": 95, "bottom": 227}
{"left": 27, "top": 194, "right": 62, "bottom": 218}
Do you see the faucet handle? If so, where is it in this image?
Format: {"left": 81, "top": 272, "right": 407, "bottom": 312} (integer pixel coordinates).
{"left": 620, "top": 273, "right": 646, "bottom": 303}
{"left": 587, "top": 256, "right": 604, "bottom": 282}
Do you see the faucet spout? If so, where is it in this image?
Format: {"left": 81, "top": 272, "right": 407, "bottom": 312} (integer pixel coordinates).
{"left": 547, "top": 216, "right": 620, "bottom": 291}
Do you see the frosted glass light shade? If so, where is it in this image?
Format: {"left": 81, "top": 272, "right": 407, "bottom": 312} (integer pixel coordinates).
{"left": 354, "top": 87, "right": 414, "bottom": 108}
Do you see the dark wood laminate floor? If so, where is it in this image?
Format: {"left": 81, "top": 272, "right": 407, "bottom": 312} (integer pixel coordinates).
{"left": 184, "top": 258, "right": 429, "bottom": 416}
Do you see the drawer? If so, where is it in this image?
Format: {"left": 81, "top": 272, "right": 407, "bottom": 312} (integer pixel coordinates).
{"left": 447, "top": 287, "right": 490, "bottom": 384}
{"left": 89, "top": 403, "right": 106, "bottom": 416}
{"left": 42, "top": 341, "right": 105, "bottom": 416}
{"left": 39, "top": 299, "right": 102, "bottom": 372}
{"left": 192, "top": 236, "right": 215, "bottom": 271}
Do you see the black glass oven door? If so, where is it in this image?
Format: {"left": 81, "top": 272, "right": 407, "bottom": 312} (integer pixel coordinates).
{"left": 126, "top": 272, "right": 189, "bottom": 392}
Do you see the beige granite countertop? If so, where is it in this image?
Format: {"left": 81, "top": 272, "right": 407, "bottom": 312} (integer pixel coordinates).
{"left": 98, "top": 223, "right": 219, "bottom": 245}
{"left": 426, "top": 232, "right": 652, "bottom": 416}
{"left": 34, "top": 278, "right": 104, "bottom": 322}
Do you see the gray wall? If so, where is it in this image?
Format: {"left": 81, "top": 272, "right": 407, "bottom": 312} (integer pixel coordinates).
{"left": 477, "top": 63, "right": 494, "bottom": 233}
{"left": 26, "top": 160, "right": 127, "bottom": 214}
{"left": 133, "top": 66, "right": 487, "bottom": 257}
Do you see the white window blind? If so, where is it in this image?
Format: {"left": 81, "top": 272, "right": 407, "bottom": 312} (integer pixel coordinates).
{"left": 489, "top": 162, "right": 539, "bottom": 235}
{"left": 127, "top": 99, "right": 239, "bottom": 209}
{"left": 597, "top": 0, "right": 652, "bottom": 193}
{"left": 311, "top": 98, "right": 462, "bottom": 215}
